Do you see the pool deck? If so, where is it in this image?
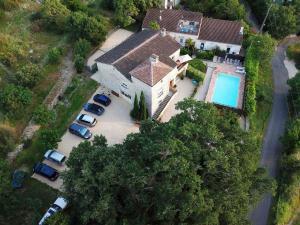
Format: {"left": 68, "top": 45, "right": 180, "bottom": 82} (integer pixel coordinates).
{"left": 205, "top": 64, "right": 245, "bottom": 109}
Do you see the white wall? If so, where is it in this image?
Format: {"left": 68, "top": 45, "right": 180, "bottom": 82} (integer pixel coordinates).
{"left": 168, "top": 32, "right": 199, "bottom": 47}
{"left": 196, "top": 40, "right": 241, "bottom": 54}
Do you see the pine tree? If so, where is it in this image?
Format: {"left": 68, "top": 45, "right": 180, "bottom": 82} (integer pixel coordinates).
{"left": 130, "top": 93, "right": 139, "bottom": 120}
{"left": 139, "top": 91, "right": 148, "bottom": 120}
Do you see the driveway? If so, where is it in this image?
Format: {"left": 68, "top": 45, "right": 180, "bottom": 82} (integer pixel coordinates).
{"left": 160, "top": 78, "right": 195, "bottom": 122}
{"left": 32, "top": 86, "right": 139, "bottom": 189}
{"left": 87, "top": 29, "right": 134, "bottom": 68}
{"left": 250, "top": 37, "right": 300, "bottom": 225}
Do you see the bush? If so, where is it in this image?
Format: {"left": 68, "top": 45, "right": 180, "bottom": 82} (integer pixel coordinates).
{"left": 15, "top": 63, "right": 43, "bottom": 88}
{"left": 74, "top": 39, "right": 91, "bottom": 58}
{"left": 48, "top": 47, "right": 63, "bottom": 64}
{"left": 39, "top": 129, "right": 61, "bottom": 150}
{"left": 62, "top": 0, "right": 87, "bottom": 12}
{"left": 74, "top": 55, "right": 85, "bottom": 73}
{"left": 196, "top": 50, "right": 214, "bottom": 60}
{"left": 0, "top": 84, "right": 32, "bottom": 113}
{"left": 189, "top": 59, "right": 207, "bottom": 73}
{"left": 287, "top": 43, "right": 300, "bottom": 70}
{"left": 186, "top": 65, "right": 203, "bottom": 84}
{"left": 180, "top": 47, "right": 189, "bottom": 55}
{"left": 0, "top": 0, "right": 22, "bottom": 10}
{"left": 0, "top": 124, "right": 16, "bottom": 158}
{"left": 32, "top": 105, "right": 55, "bottom": 126}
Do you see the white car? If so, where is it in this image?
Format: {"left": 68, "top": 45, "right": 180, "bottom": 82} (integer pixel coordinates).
{"left": 39, "top": 197, "right": 68, "bottom": 225}
{"left": 44, "top": 150, "right": 66, "bottom": 165}
{"left": 76, "top": 113, "right": 97, "bottom": 127}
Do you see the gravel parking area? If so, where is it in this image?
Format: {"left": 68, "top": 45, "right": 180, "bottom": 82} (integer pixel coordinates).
{"left": 32, "top": 86, "right": 139, "bottom": 189}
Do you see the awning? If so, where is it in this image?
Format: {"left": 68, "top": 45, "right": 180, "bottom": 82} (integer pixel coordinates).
{"left": 175, "top": 54, "right": 192, "bottom": 64}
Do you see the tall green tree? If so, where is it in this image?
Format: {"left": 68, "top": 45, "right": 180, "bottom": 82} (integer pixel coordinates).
{"left": 64, "top": 99, "right": 274, "bottom": 225}
{"left": 139, "top": 91, "right": 148, "bottom": 120}
{"left": 131, "top": 93, "right": 139, "bottom": 120}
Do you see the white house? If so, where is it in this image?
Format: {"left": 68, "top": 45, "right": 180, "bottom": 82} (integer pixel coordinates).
{"left": 93, "top": 30, "right": 189, "bottom": 118}
{"left": 142, "top": 9, "right": 244, "bottom": 55}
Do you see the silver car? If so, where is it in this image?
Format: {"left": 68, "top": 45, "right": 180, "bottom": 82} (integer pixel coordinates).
{"left": 39, "top": 197, "right": 68, "bottom": 225}
{"left": 44, "top": 150, "right": 66, "bottom": 165}
{"left": 76, "top": 113, "right": 97, "bottom": 127}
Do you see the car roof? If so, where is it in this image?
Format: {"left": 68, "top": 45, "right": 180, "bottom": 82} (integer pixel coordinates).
{"left": 96, "top": 94, "right": 109, "bottom": 100}
{"left": 70, "top": 123, "right": 84, "bottom": 130}
{"left": 78, "top": 114, "right": 94, "bottom": 123}
{"left": 49, "top": 151, "right": 65, "bottom": 161}
{"left": 53, "top": 197, "right": 68, "bottom": 209}
{"left": 40, "top": 164, "right": 56, "bottom": 175}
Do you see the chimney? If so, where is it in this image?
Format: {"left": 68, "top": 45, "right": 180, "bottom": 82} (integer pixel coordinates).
{"left": 150, "top": 54, "right": 159, "bottom": 63}
{"left": 239, "top": 27, "right": 244, "bottom": 35}
{"left": 160, "top": 28, "right": 167, "bottom": 37}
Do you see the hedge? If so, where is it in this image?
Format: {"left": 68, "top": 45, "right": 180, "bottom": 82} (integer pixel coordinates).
{"left": 189, "top": 59, "right": 207, "bottom": 73}
{"left": 186, "top": 65, "right": 204, "bottom": 84}
{"left": 196, "top": 50, "right": 214, "bottom": 60}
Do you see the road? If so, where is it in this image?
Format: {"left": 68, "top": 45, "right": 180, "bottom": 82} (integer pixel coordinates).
{"left": 250, "top": 37, "right": 300, "bottom": 225}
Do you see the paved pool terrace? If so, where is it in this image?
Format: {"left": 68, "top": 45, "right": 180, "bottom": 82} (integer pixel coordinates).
{"left": 205, "top": 65, "right": 245, "bottom": 110}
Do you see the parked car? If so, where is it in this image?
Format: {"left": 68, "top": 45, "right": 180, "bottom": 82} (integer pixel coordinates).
{"left": 83, "top": 103, "right": 105, "bottom": 116}
{"left": 93, "top": 94, "right": 111, "bottom": 106}
{"left": 38, "top": 197, "right": 68, "bottom": 225}
{"left": 69, "top": 123, "right": 92, "bottom": 139}
{"left": 76, "top": 113, "right": 97, "bottom": 127}
{"left": 44, "top": 149, "right": 66, "bottom": 165}
{"left": 12, "top": 170, "right": 26, "bottom": 189}
{"left": 33, "top": 163, "right": 59, "bottom": 181}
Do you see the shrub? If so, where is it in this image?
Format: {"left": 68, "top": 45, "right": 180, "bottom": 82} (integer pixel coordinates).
{"left": 62, "top": 0, "right": 87, "bottom": 12}
{"left": 48, "top": 47, "right": 63, "bottom": 64}
{"left": 74, "top": 39, "right": 91, "bottom": 58}
{"left": 0, "top": 84, "right": 32, "bottom": 113}
{"left": 189, "top": 59, "right": 207, "bottom": 73}
{"left": 186, "top": 65, "right": 203, "bottom": 84}
{"left": 32, "top": 105, "right": 55, "bottom": 126}
{"left": 130, "top": 93, "right": 139, "bottom": 120}
{"left": 15, "top": 63, "right": 43, "bottom": 88}
{"left": 39, "top": 129, "right": 61, "bottom": 150}
{"left": 180, "top": 47, "right": 189, "bottom": 55}
{"left": 149, "top": 21, "right": 160, "bottom": 30}
{"left": 74, "top": 54, "right": 85, "bottom": 73}
{"left": 196, "top": 50, "right": 214, "bottom": 60}
{"left": 0, "top": 124, "right": 16, "bottom": 158}
{"left": 287, "top": 43, "right": 300, "bottom": 70}
{"left": 0, "top": 0, "right": 22, "bottom": 10}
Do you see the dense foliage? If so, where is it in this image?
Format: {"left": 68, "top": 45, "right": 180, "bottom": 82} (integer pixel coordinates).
{"left": 32, "top": 105, "right": 55, "bottom": 126}
{"left": 0, "top": 124, "right": 16, "bottom": 158}
{"left": 184, "top": 0, "right": 245, "bottom": 20}
{"left": 64, "top": 100, "right": 274, "bottom": 225}
{"left": 287, "top": 43, "right": 300, "bottom": 70}
{"left": 287, "top": 72, "right": 300, "bottom": 117}
{"left": 131, "top": 91, "right": 148, "bottom": 120}
{"left": 15, "top": 63, "right": 43, "bottom": 88}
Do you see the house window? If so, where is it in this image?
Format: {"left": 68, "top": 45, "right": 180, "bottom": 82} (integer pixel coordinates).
{"left": 200, "top": 43, "right": 205, "bottom": 50}
{"left": 180, "top": 37, "right": 184, "bottom": 44}
{"left": 157, "top": 88, "right": 164, "bottom": 98}
{"left": 121, "top": 83, "right": 128, "bottom": 89}
{"left": 226, "top": 48, "right": 231, "bottom": 53}
{"left": 121, "top": 91, "right": 131, "bottom": 99}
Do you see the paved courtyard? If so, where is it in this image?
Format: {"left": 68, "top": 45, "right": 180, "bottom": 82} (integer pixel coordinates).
{"left": 32, "top": 86, "right": 139, "bottom": 189}
{"left": 160, "top": 78, "right": 195, "bottom": 122}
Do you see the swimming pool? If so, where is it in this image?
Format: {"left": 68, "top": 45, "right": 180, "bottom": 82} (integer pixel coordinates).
{"left": 212, "top": 73, "right": 241, "bottom": 108}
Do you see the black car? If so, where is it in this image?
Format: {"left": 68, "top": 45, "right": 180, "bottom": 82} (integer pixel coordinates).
{"left": 33, "top": 163, "right": 59, "bottom": 181}
{"left": 93, "top": 94, "right": 111, "bottom": 106}
{"left": 69, "top": 123, "right": 92, "bottom": 139}
{"left": 83, "top": 103, "right": 105, "bottom": 116}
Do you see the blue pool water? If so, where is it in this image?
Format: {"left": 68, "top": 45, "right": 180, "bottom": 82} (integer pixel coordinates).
{"left": 212, "top": 73, "right": 241, "bottom": 108}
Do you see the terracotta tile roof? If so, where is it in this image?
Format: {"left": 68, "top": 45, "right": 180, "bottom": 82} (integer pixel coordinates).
{"left": 198, "top": 18, "right": 243, "bottom": 45}
{"left": 142, "top": 8, "right": 203, "bottom": 34}
{"left": 142, "top": 9, "right": 243, "bottom": 45}
{"left": 129, "top": 57, "right": 173, "bottom": 86}
{"left": 113, "top": 32, "right": 180, "bottom": 76}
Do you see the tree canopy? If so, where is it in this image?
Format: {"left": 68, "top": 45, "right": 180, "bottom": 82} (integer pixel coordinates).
{"left": 64, "top": 99, "right": 274, "bottom": 225}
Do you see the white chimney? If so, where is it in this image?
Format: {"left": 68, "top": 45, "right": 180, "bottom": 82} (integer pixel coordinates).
{"left": 239, "top": 27, "right": 244, "bottom": 35}
{"left": 150, "top": 54, "right": 159, "bottom": 63}
{"left": 160, "top": 28, "right": 167, "bottom": 37}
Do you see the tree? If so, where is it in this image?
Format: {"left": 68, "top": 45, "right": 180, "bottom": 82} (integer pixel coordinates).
{"left": 39, "top": 129, "right": 61, "bottom": 149}
{"left": 32, "top": 105, "right": 56, "bottom": 126}
{"left": 266, "top": 5, "right": 298, "bottom": 39}
{"left": 149, "top": 20, "right": 160, "bottom": 30}
{"left": 68, "top": 11, "right": 107, "bottom": 44}
{"left": 0, "top": 84, "right": 32, "bottom": 112}
{"left": 185, "top": 38, "right": 195, "bottom": 55}
{"left": 74, "top": 55, "right": 85, "bottom": 73}
{"left": 41, "top": 0, "right": 71, "bottom": 32}
{"left": 287, "top": 72, "right": 300, "bottom": 116}
{"left": 15, "top": 63, "right": 43, "bottom": 88}
{"left": 130, "top": 93, "right": 139, "bottom": 120}
{"left": 0, "top": 124, "right": 16, "bottom": 158}
{"left": 64, "top": 99, "right": 274, "bottom": 225}
{"left": 139, "top": 91, "right": 148, "bottom": 120}
{"left": 62, "top": 0, "right": 87, "bottom": 12}
{"left": 74, "top": 39, "right": 91, "bottom": 58}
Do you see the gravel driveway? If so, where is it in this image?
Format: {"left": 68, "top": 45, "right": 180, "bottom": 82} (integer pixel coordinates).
{"left": 33, "top": 86, "right": 139, "bottom": 189}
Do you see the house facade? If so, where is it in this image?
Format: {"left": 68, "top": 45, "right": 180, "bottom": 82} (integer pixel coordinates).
{"left": 93, "top": 30, "right": 188, "bottom": 117}
{"left": 142, "top": 9, "right": 244, "bottom": 55}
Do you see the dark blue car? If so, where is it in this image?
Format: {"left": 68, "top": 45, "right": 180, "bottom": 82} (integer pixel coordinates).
{"left": 93, "top": 94, "right": 111, "bottom": 106}
{"left": 69, "top": 123, "right": 92, "bottom": 139}
{"left": 12, "top": 170, "right": 26, "bottom": 189}
{"left": 33, "top": 163, "right": 59, "bottom": 181}
{"left": 83, "top": 103, "right": 105, "bottom": 116}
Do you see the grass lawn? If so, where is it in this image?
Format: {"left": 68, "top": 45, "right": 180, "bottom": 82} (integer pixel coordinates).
{"left": 0, "top": 178, "right": 58, "bottom": 225}
{"left": 14, "top": 75, "right": 98, "bottom": 170}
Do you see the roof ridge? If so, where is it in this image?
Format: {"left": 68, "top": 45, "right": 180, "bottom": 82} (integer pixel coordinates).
{"left": 112, "top": 32, "right": 159, "bottom": 65}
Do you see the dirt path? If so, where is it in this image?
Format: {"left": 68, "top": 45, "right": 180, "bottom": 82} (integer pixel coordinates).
{"left": 7, "top": 50, "right": 76, "bottom": 162}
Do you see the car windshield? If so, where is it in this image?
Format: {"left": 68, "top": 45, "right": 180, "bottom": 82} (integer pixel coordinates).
{"left": 79, "top": 127, "right": 88, "bottom": 136}
{"left": 48, "top": 209, "right": 55, "bottom": 215}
